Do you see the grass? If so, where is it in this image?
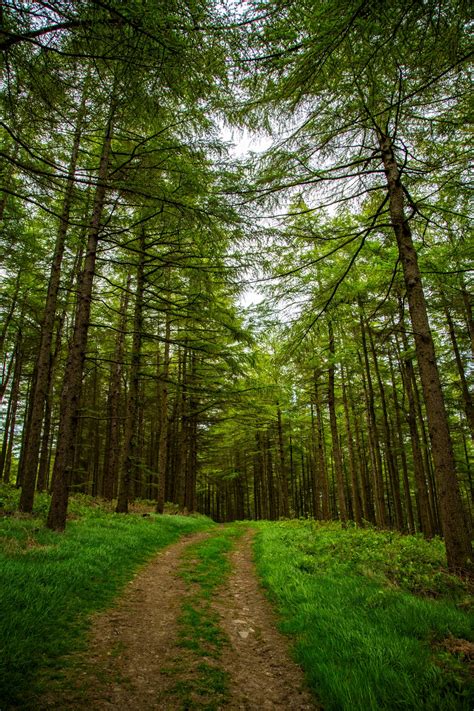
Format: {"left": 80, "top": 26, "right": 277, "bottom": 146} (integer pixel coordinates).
{"left": 253, "top": 520, "right": 474, "bottom": 711}
{"left": 0, "top": 483, "right": 213, "bottom": 708}
{"left": 4, "top": 482, "right": 471, "bottom": 711}
{"left": 158, "top": 525, "right": 244, "bottom": 710}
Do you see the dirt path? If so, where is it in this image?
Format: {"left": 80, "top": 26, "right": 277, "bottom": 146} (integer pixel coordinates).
{"left": 37, "top": 526, "right": 319, "bottom": 710}
{"left": 214, "top": 529, "right": 317, "bottom": 710}
{"left": 37, "top": 531, "right": 211, "bottom": 710}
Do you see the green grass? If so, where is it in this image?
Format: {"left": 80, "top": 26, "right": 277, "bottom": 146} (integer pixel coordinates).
{"left": 253, "top": 520, "right": 474, "bottom": 711}
{"left": 0, "top": 483, "right": 213, "bottom": 707}
{"left": 158, "top": 525, "right": 244, "bottom": 710}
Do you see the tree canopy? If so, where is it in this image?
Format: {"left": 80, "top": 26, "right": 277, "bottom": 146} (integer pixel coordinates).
{"left": 1, "top": 0, "right": 472, "bottom": 571}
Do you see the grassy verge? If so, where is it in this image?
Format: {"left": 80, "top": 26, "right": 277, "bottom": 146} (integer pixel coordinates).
{"left": 253, "top": 520, "right": 473, "bottom": 711}
{"left": 0, "top": 483, "right": 213, "bottom": 708}
{"left": 158, "top": 525, "right": 245, "bottom": 710}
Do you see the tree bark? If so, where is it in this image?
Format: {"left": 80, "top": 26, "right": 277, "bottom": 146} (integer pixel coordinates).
{"left": 19, "top": 94, "right": 87, "bottom": 513}
{"left": 314, "top": 370, "right": 330, "bottom": 519}
{"left": 102, "top": 275, "right": 131, "bottom": 499}
{"left": 367, "top": 326, "right": 403, "bottom": 531}
{"left": 276, "top": 403, "right": 289, "bottom": 517}
{"left": 444, "top": 305, "right": 474, "bottom": 440}
{"left": 358, "top": 315, "right": 386, "bottom": 527}
{"left": 156, "top": 314, "right": 171, "bottom": 514}
{"left": 327, "top": 321, "right": 347, "bottom": 524}
{"left": 46, "top": 111, "right": 113, "bottom": 531}
{"left": 397, "top": 344, "right": 434, "bottom": 539}
{"left": 116, "top": 231, "right": 145, "bottom": 514}
{"left": 389, "top": 351, "right": 415, "bottom": 534}
{"left": 0, "top": 331, "right": 22, "bottom": 483}
{"left": 460, "top": 283, "right": 474, "bottom": 362}
{"left": 341, "top": 368, "right": 362, "bottom": 525}
{"left": 379, "top": 132, "right": 472, "bottom": 570}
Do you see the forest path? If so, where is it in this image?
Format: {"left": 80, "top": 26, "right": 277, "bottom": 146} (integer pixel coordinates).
{"left": 37, "top": 525, "right": 318, "bottom": 710}
{"left": 212, "top": 528, "right": 317, "bottom": 710}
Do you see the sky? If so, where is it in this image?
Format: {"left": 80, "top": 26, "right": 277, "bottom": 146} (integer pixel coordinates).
{"left": 220, "top": 125, "right": 273, "bottom": 308}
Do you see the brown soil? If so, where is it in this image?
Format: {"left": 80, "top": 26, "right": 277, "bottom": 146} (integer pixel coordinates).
{"left": 437, "top": 636, "right": 474, "bottom": 674}
{"left": 214, "top": 529, "right": 318, "bottom": 710}
{"left": 36, "top": 531, "right": 211, "bottom": 710}
{"left": 36, "top": 526, "right": 320, "bottom": 710}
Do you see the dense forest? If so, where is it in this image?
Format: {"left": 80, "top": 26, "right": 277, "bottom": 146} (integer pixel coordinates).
{"left": 1, "top": 0, "right": 472, "bottom": 575}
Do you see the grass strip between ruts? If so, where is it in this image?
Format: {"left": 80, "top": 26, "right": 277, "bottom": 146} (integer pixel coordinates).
{"left": 157, "top": 524, "right": 245, "bottom": 710}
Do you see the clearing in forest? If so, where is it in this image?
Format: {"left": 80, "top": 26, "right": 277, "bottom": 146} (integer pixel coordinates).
{"left": 36, "top": 525, "right": 318, "bottom": 710}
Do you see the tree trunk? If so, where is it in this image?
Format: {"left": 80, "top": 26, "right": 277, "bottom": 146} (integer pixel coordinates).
{"left": 102, "top": 275, "right": 131, "bottom": 499}
{"left": 367, "top": 326, "right": 404, "bottom": 531}
{"left": 460, "top": 283, "right": 474, "bottom": 362}
{"left": 379, "top": 132, "right": 472, "bottom": 570}
{"left": 389, "top": 351, "right": 415, "bottom": 534}
{"left": 0, "top": 332, "right": 22, "bottom": 483}
{"left": 116, "top": 231, "right": 145, "bottom": 514}
{"left": 46, "top": 112, "right": 113, "bottom": 531}
{"left": 156, "top": 314, "right": 171, "bottom": 514}
{"left": 314, "top": 370, "right": 330, "bottom": 519}
{"left": 276, "top": 403, "right": 289, "bottom": 517}
{"left": 327, "top": 321, "right": 347, "bottom": 524}
{"left": 358, "top": 315, "right": 386, "bottom": 527}
{"left": 19, "top": 95, "right": 86, "bottom": 513}
{"left": 0, "top": 271, "right": 21, "bottom": 366}
{"left": 444, "top": 305, "right": 474, "bottom": 440}
{"left": 341, "top": 368, "right": 362, "bottom": 525}
{"left": 398, "top": 346, "right": 434, "bottom": 539}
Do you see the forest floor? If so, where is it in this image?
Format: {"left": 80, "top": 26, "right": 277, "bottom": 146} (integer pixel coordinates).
{"left": 35, "top": 525, "right": 318, "bottom": 710}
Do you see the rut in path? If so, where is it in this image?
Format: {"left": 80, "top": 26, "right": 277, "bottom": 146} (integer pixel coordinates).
{"left": 213, "top": 528, "right": 317, "bottom": 710}
{"left": 36, "top": 526, "right": 319, "bottom": 710}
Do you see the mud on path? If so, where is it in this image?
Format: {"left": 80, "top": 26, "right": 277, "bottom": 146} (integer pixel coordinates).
{"left": 37, "top": 526, "right": 319, "bottom": 710}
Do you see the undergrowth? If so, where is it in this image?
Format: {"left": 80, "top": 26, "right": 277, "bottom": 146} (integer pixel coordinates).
{"left": 0, "top": 483, "right": 213, "bottom": 708}
{"left": 254, "top": 520, "right": 473, "bottom": 711}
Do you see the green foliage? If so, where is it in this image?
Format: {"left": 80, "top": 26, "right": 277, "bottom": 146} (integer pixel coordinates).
{"left": 289, "top": 521, "right": 469, "bottom": 601}
{"left": 253, "top": 521, "right": 473, "bottom": 710}
{"left": 0, "top": 486, "right": 213, "bottom": 707}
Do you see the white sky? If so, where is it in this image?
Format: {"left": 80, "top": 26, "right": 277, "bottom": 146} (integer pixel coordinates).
{"left": 219, "top": 126, "right": 272, "bottom": 308}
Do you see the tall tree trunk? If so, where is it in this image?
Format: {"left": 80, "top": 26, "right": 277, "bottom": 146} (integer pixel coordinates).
{"left": 389, "top": 351, "right": 415, "bottom": 534}
{"left": 102, "top": 275, "right": 131, "bottom": 499}
{"left": 327, "top": 321, "right": 347, "bottom": 524}
{"left": 352, "top": 398, "right": 375, "bottom": 524}
{"left": 19, "top": 95, "right": 87, "bottom": 513}
{"left": 358, "top": 315, "right": 386, "bottom": 527}
{"left": 341, "top": 368, "right": 362, "bottom": 525}
{"left": 460, "top": 282, "right": 474, "bottom": 362}
{"left": 398, "top": 346, "right": 434, "bottom": 539}
{"left": 379, "top": 132, "right": 472, "bottom": 570}
{"left": 0, "top": 331, "right": 22, "bottom": 483}
{"left": 310, "top": 405, "right": 321, "bottom": 519}
{"left": 314, "top": 370, "right": 330, "bottom": 519}
{"left": 276, "top": 403, "right": 289, "bottom": 517}
{"left": 36, "top": 390, "right": 52, "bottom": 492}
{"left": 46, "top": 111, "right": 113, "bottom": 531}
{"left": 0, "top": 271, "right": 21, "bottom": 366}
{"left": 0, "top": 350, "right": 15, "bottom": 407}
{"left": 265, "top": 431, "right": 277, "bottom": 520}
{"left": 116, "top": 231, "right": 145, "bottom": 514}
{"left": 254, "top": 431, "right": 264, "bottom": 520}
{"left": 185, "top": 357, "right": 198, "bottom": 513}
{"left": 156, "top": 314, "right": 171, "bottom": 514}
{"left": 367, "top": 326, "right": 404, "bottom": 531}
{"left": 174, "top": 345, "right": 187, "bottom": 508}
{"left": 444, "top": 305, "right": 474, "bottom": 440}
